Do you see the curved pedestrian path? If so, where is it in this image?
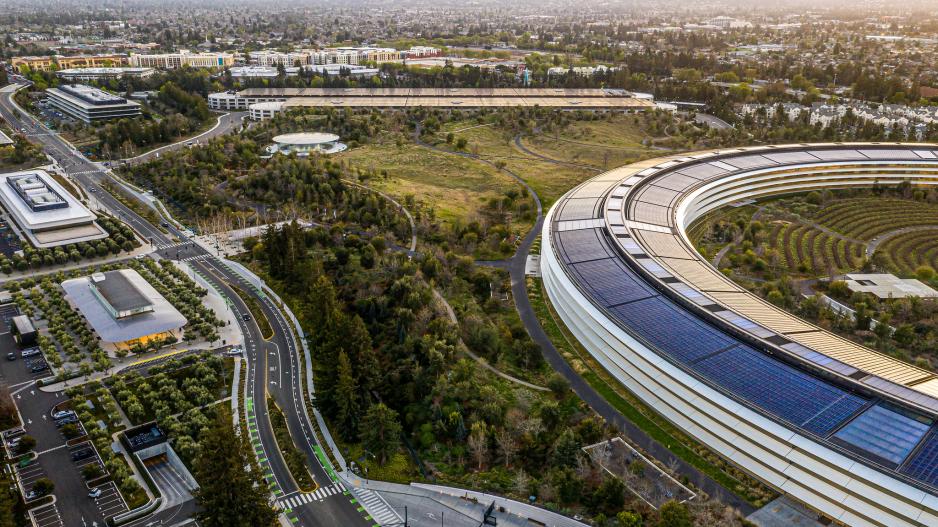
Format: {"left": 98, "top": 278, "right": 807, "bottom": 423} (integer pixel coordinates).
{"left": 413, "top": 123, "right": 752, "bottom": 512}
{"left": 865, "top": 224, "right": 938, "bottom": 258}
{"left": 513, "top": 133, "right": 603, "bottom": 171}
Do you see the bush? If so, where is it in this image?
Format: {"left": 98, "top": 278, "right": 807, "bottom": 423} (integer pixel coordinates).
{"left": 33, "top": 478, "right": 54, "bottom": 496}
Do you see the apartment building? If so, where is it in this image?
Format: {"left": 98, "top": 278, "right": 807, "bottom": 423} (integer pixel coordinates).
{"left": 128, "top": 50, "right": 235, "bottom": 69}
{"left": 310, "top": 47, "right": 399, "bottom": 65}
{"left": 248, "top": 50, "right": 312, "bottom": 67}
{"left": 11, "top": 54, "right": 128, "bottom": 72}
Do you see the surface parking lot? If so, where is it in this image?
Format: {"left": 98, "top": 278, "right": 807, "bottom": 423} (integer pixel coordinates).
{"left": 29, "top": 503, "right": 64, "bottom": 527}
{"left": 15, "top": 458, "right": 48, "bottom": 498}
{"left": 0, "top": 304, "right": 18, "bottom": 329}
{"left": 91, "top": 481, "right": 128, "bottom": 518}
{"left": 68, "top": 440, "right": 103, "bottom": 476}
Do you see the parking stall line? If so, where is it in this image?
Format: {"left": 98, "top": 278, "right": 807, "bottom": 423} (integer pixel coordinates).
{"left": 28, "top": 503, "right": 63, "bottom": 527}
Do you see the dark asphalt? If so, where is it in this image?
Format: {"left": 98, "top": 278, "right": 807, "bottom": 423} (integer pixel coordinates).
{"left": 511, "top": 220, "right": 757, "bottom": 515}
{"left": 415, "top": 121, "right": 754, "bottom": 512}
{"left": 0, "top": 83, "right": 364, "bottom": 527}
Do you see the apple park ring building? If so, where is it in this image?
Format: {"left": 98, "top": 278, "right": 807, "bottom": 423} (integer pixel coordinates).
{"left": 541, "top": 143, "right": 938, "bottom": 526}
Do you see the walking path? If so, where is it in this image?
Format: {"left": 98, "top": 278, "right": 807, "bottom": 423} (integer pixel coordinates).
{"left": 864, "top": 225, "right": 938, "bottom": 258}
{"left": 416, "top": 124, "right": 753, "bottom": 512}
{"left": 343, "top": 475, "right": 589, "bottom": 527}
{"left": 513, "top": 133, "right": 603, "bottom": 171}
{"left": 431, "top": 288, "right": 548, "bottom": 392}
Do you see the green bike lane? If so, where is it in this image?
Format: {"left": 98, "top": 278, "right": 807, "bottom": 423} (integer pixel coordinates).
{"left": 192, "top": 258, "right": 373, "bottom": 527}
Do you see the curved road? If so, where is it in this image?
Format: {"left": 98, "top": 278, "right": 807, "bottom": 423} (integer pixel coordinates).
{"left": 419, "top": 121, "right": 757, "bottom": 514}
{"left": 0, "top": 83, "right": 366, "bottom": 527}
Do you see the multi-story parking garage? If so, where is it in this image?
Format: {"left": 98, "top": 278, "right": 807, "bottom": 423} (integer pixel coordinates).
{"left": 540, "top": 143, "right": 938, "bottom": 527}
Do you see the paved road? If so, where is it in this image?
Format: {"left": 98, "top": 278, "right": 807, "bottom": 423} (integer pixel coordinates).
{"left": 121, "top": 110, "right": 247, "bottom": 166}
{"left": 0, "top": 83, "right": 365, "bottom": 527}
{"left": 694, "top": 113, "right": 733, "bottom": 130}
{"left": 508, "top": 227, "right": 756, "bottom": 515}
{"left": 193, "top": 256, "right": 367, "bottom": 527}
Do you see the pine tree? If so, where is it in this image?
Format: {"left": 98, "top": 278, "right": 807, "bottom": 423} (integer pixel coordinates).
{"left": 334, "top": 351, "right": 360, "bottom": 438}
{"left": 345, "top": 314, "right": 378, "bottom": 394}
{"left": 194, "top": 412, "right": 277, "bottom": 527}
{"left": 359, "top": 403, "right": 402, "bottom": 465}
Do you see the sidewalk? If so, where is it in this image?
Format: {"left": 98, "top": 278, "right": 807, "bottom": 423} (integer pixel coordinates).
{"left": 341, "top": 474, "right": 588, "bottom": 527}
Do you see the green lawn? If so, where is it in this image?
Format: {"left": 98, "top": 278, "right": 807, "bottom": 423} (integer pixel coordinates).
{"left": 522, "top": 115, "right": 659, "bottom": 169}
{"left": 434, "top": 121, "right": 597, "bottom": 208}
{"left": 338, "top": 142, "right": 521, "bottom": 226}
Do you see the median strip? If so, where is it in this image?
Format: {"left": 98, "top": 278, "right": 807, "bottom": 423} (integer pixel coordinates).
{"left": 267, "top": 397, "right": 317, "bottom": 493}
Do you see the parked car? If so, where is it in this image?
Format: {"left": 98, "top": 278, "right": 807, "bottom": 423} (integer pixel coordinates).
{"left": 51, "top": 409, "right": 74, "bottom": 420}
{"left": 225, "top": 347, "right": 243, "bottom": 356}
{"left": 21, "top": 348, "right": 41, "bottom": 358}
{"left": 25, "top": 490, "right": 38, "bottom": 500}
{"left": 2, "top": 428, "right": 25, "bottom": 439}
{"left": 88, "top": 487, "right": 101, "bottom": 499}
{"left": 29, "top": 362, "right": 48, "bottom": 373}
{"left": 71, "top": 449, "right": 93, "bottom": 461}
{"left": 55, "top": 416, "right": 77, "bottom": 427}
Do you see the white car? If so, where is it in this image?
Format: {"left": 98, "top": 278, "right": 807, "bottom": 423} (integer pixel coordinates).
{"left": 51, "top": 409, "right": 74, "bottom": 420}
{"left": 88, "top": 487, "right": 101, "bottom": 498}
{"left": 225, "top": 348, "right": 243, "bottom": 356}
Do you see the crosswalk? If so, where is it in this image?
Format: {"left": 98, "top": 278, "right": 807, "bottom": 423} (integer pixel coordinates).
{"left": 179, "top": 254, "right": 210, "bottom": 262}
{"left": 156, "top": 241, "right": 194, "bottom": 250}
{"left": 351, "top": 487, "right": 401, "bottom": 526}
{"left": 278, "top": 482, "right": 346, "bottom": 510}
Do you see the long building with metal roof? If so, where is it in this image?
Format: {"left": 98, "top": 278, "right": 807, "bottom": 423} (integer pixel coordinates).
{"left": 207, "top": 87, "right": 654, "bottom": 115}
{"left": 541, "top": 143, "right": 938, "bottom": 527}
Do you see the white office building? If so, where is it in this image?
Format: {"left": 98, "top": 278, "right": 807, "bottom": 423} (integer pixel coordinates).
{"left": 0, "top": 169, "right": 108, "bottom": 248}
{"left": 129, "top": 50, "right": 235, "bottom": 69}
{"left": 248, "top": 50, "right": 312, "bottom": 67}
{"left": 56, "top": 67, "right": 155, "bottom": 82}
{"left": 45, "top": 84, "right": 142, "bottom": 123}
{"left": 229, "top": 66, "right": 300, "bottom": 80}
{"left": 310, "top": 47, "right": 398, "bottom": 65}
{"left": 62, "top": 269, "right": 186, "bottom": 350}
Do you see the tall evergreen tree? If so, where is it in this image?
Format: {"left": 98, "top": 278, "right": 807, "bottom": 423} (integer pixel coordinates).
{"left": 359, "top": 403, "right": 402, "bottom": 465}
{"left": 334, "top": 351, "right": 360, "bottom": 438}
{"left": 194, "top": 412, "right": 277, "bottom": 527}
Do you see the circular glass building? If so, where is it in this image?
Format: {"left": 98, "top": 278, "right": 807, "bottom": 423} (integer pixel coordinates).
{"left": 266, "top": 132, "right": 347, "bottom": 156}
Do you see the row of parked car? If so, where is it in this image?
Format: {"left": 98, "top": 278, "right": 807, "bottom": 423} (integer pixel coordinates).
{"left": 5, "top": 347, "right": 49, "bottom": 373}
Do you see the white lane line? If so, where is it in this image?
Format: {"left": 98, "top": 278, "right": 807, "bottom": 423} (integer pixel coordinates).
{"left": 34, "top": 444, "right": 68, "bottom": 456}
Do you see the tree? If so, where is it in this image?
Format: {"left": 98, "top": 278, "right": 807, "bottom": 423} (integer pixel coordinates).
{"left": 359, "top": 403, "right": 401, "bottom": 465}
{"left": 551, "top": 429, "right": 580, "bottom": 468}
{"left": 194, "top": 412, "right": 277, "bottom": 527}
{"left": 16, "top": 435, "right": 36, "bottom": 454}
{"left": 333, "top": 352, "right": 360, "bottom": 437}
{"left": 657, "top": 501, "right": 692, "bottom": 527}
{"left": 617, "top": 511, "right": 642, "bottom": 527}
{"left": 596, "top": 476, "right": 625, "bottom": 514}
{"left": 915, "top": 265, "right": 935, "bottom": 282}
{"left": 467, "top": 421, "right": 489, "bottom": 470}
{"left": 33, "top": 478, "right": 54, "bottom": 496}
